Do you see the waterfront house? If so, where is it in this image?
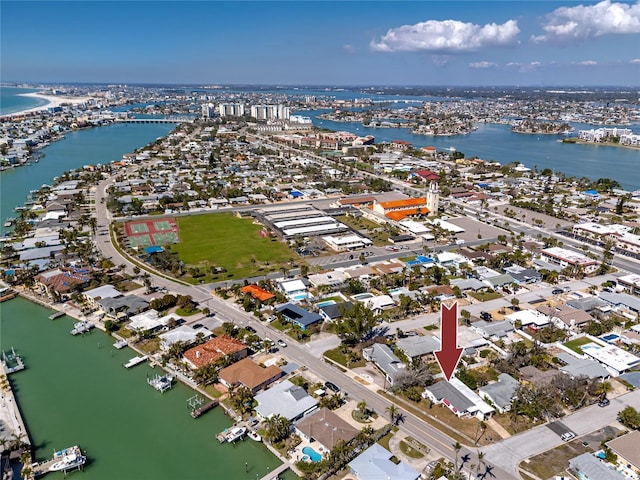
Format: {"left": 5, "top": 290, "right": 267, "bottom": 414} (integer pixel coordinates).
{"left": 158, "top": 325, "right": 213, "bottom": 351}
{"left": 294, "top": 407, "right": 359, "bottom": 456}
{"left": 126, "top": 309, "right": 181, "bottom": 335}
{"left": 183, "top": 335, "right": 248, "bottom": 370}
{"left": 34, "top": 268, "right": 91, "bottom": 299}
{"left": 96, "top": 294, "right": 149, "bottom": 321}
{"left": 254, "top": 379, "right": 319, "bottom": 422}
{"left": 348, "top": 443, "right": 420, "bottom": 480}
{"left": 218, "top": 357, "right": 283, "bottom": 394}
{"left": 83, "top": 284, "right": 122, "bottom": 308}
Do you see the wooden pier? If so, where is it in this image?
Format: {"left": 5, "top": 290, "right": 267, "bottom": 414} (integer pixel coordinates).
{"left": 48, "top": 311, "right": 65, "bottom": 320}
{"left": 258, "top": 462, "right": 290, "bottom": 480}
{"left": 191, "top": 400, "right": 219, "bottom": 419}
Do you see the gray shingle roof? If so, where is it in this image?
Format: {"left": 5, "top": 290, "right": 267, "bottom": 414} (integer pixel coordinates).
{"left": 478, "top": 374, "right": 518, "bottom": 411}
{"left": 397, "top": 335, "right": 440, "bottom": 358}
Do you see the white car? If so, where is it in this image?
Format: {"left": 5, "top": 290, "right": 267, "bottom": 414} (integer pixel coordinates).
{"left": 277, "top": 339, "right": 287, "bottom": 348}
{"left": 561, "top": 432, "right": 576, "bottom": 442}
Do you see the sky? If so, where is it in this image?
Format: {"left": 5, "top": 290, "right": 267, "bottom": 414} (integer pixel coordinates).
{"left": 1, "top": 1, "right": 639, "bottom": 86}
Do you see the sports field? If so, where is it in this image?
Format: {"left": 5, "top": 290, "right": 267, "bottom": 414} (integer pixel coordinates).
{"left": 172, "top": 213, "right": 294, "bottom": 279}
{"left": 124, "top": 218, "right": 179, "bottom": 248}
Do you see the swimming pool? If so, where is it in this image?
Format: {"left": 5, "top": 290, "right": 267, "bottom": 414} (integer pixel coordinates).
{"left": 302, "top": 446, "right": 322, "bottom": 463}
{"left": 290, "top": 292, "right": 309, "bottom": 302}
{"left": 601, "top": 334, "right": 620, "bottom": 342}
{"left": 352, "top": 293, "right": 374, "bottom": 301}
{"left": 316, "top": 300, "right": 336, "bottom": 308}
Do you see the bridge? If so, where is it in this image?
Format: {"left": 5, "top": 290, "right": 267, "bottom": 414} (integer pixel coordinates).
{"left": 114, "top": 117, "right": 194, "bottom": 124}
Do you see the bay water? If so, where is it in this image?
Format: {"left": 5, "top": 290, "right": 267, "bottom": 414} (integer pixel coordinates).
{"left": 0, "top": 297, "right": 286, "bottom": 479}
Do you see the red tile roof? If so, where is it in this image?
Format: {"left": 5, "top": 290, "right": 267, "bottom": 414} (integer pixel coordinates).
{"left": 218, "top": 358, "right": 283, "bottom": 392}
{"left": 183, "top": 335, "right": 247, "bottom": 369}
{"left": 241, "top": 284, "right": 275, "bottom": 301}
{"left": 379, "top": 197, "right": 427, "bottom": 209}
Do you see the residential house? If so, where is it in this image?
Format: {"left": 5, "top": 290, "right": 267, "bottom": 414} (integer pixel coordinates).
{"left": 126, "top": 309, "right": 181, "bottom": 335}
{"left": 96, "top": 295, "right": 149, "bottom": 320}
{"left": 318, "top": 301, "right": 354, "bottom": 322}
{"left": 606, "top": 430, "right": 640, "bottom": 476}
{"left": 348, "top": 443, "right": 420, "bottom": 480}
{"left": 34, "top": 268, "right": 91, "bottom": 299}
{"left": 569, "top": 453, "right": 626, "bottom": 480}
{"left": 478, "top": 373, "right": 519, "bottom": 413}
{"left": 218, "top": 358, "right": 283, "bottom": 394}
{"left": 556, "top": 352, "right": 609, "bottom": 379}
{"left": 396, "top": 335, "right": 440, "bottom": 359}
{"left": 295, "top": 407, "right": 359, "bottom": 456}
{"left": 537, "top": 304, "right": 593, "bottom": 331}
{"left": 472, "top": 320, "right": 514, "bottom": 340}
{"left": 254, "top": 379, "right": 318, "bottom": 421}
{"left": 276, "top": 303, "right": 323, "bottom": 330}
{"left": 362, "top": 343, "right": 405, "bottom": 386}
{"left": 505, "top": 309, "right": 550, "bottom": 330}
{"left": 422, "top": 378, "right": 494, "bottom": 419}
{"left": 183, "top": 335, "right": 248, "bottom": 370}
{"left": 158, "top": 325, "right": 213, "bottom": 351}
{"left": 240, "top": 284, "right": 275, "bottom": 302}
{"left": 83, "top": 284, "right": 122, "bottom": 308}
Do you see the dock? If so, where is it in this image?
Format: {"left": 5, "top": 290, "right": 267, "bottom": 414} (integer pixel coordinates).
{"left": 191, "top": 400, "right": 219, "bottom": 418}
{"left": 32, "top": 446, "right": 86, "bottom": 477}
{"left": 258, "top": 462, "right": 290, "bottom": 480}
{"left": 123, "top": 355, "right": 148, "bottom": 368}
{"left": 1, "top": 347, "right": 25, "bottom": 374}
{"left": 147, "top": 373, "right": 175, "bottom": 393}
{"left": 0, "top": 289, "right": 18, "bottom": 303}
{"left": 48, "top": 311, "right": 65, "bottom": 320}
{"left": 113, "top": 339, "right": 128, "bottom": 349}
{"left": 70, "top": 321, "right": 93, "bottom": 335}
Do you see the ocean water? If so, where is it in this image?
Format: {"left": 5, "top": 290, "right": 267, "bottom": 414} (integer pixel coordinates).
{"left": 0, "top": 86, "right": 48, "bottom": 115}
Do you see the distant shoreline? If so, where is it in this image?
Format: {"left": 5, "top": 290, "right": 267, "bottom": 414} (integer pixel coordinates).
{"left": 3, "top": 92, "right": 92, "bottom": 118}
{"left": 562, "top": 138, "right": 640, "bottom": 150}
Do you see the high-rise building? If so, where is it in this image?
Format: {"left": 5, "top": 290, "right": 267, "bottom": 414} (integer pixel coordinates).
{"left": 201, "top": 103, "right": 216, "bottom": 119}
{"left": 218, "top": 103, "right": 245, "bottom": 117}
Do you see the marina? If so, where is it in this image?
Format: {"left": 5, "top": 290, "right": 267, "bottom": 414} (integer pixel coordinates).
{"left": 123, "top": 354, "right": 148, "bottom": 368}
{"left": 0, "top": 288, "right": 17, "bottom": 303}
{"left": 1, "top": 347, "right": 25, "bottom": 374}
{"left": 147, "top": 373, "right": 175, "bottom": 393}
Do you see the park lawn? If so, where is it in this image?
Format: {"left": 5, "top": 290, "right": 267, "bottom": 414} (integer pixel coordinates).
{"left": 172, "top": 213, "right": 296, "bottom": 279}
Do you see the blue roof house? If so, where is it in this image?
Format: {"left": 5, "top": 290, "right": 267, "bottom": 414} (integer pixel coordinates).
{"left": 276, "top": 303, "right": 322, "bottom": 330}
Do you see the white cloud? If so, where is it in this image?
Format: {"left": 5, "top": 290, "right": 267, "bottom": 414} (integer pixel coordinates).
{"left": 631, "top": 58, "right": 640, "bottom": 63}
{"left": 469, "top": 61, "right": 499, "bottom": 69}
{"left": 533, "top": 0, "right": 640, "bottom": 43}
{"left": 370, "top": 19, "right": 520, "bottom": 53}
{"left": 343, "top": 44, "right": 357, "bottom": 54}
{"left": 504, "top": 61, "right": 543, "bottom": 72}
{"left": 575, "top": 60, "right": 598, "bottom": 66}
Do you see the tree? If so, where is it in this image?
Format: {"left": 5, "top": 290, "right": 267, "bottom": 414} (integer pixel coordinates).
{"left": 229, "top": 385, "right": 254, "bottom": 415}
{"left": 618, "top": 406, "right": 640, "bottom": 430}
{"left": 385, "top": 404, "right": 399, "bottom": 425}
{"left": 264, "top": 414, "right": 291, "bottom": 443}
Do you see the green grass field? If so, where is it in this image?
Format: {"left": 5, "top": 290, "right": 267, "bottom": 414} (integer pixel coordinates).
{"left": 563, "top": 336, "right": 594, "bottom": 354}
{"left": 172, "top": 213, "right": 296, "bottom": 280}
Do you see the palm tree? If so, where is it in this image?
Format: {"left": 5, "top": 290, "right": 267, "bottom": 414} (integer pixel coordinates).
{"left": 596, "top": 380, "right": 612, "bottom": 401}
{"left": 385, "top": 404, "right": 398, "bottom": 425}
{"left": 476, "top": 451, "right": 485, "bottom": 478}
{"left": 357, "top": 400, "right": 368, "bottom": 415}
{"left": 453, "top": 441, "right": 462, "bottom": 474}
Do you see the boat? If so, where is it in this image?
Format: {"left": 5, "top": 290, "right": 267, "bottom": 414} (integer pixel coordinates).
{"left": 123, "top": 355, "right": 148, "bottom": 368}
{"left": 70, "top": 321, "right": 93, "bottom": 335}
{"left": 49, "top": 446, "right": 86, "bottom": 472}
{"left": 147, "top": 373, "right": 175, "bottom": 393}
{"left": 224, "top": 426, "right": 247, "bottom": 443}
{"left": 113, "top": 339, "right": 128, "bottom": 349}
{"left": 247, "top": 430, "right": 262, "bottom": 442}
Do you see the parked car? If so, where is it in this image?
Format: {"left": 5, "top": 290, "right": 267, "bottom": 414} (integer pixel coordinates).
{"left": 561, "top": 432, "right": 576, "bottom": 441}
{"left": 192, "top": 323, "right": 203, "bottom": 329}
{"left": 598, "top": 398, "right": 610, "bottom": 407}
{"left": 480, "top": 311, "right": 493, "bottom": 321}
{"left": 324, "top": 381, "right": 340, "bottom": 393}
{"left": 245, "top": 326, "right": 256, "bottom": 333}
{"left": 277, "top": 339, "right": 287, "bottom": 348}
{"left": 552, "top": 289, "right": 564, "bottom": 295}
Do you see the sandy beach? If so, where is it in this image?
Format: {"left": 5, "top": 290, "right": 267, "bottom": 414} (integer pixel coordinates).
{"left": 5, "top": 91, "right": 93, "bottom": 117}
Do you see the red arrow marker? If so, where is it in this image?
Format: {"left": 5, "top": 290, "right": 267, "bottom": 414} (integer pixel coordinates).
{"left": 434, "top": 302, "right": 463, "bottom": 381}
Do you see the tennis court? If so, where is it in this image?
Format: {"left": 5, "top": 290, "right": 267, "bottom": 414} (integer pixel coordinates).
{"left": 152, "top": 231, "right": 179, "bottom": 245}
{"left": 154, "top": 220, "right": 173, "bottom": 231}
{"left": 124, "top": 217, "right": 179, "bottom": 248}
{"left": 128, "top": 234, "right": 153, "bottom": 249}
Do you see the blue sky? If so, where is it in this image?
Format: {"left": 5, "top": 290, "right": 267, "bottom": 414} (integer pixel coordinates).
{"left": 2, "top": 1, "right": 639, "bottom": 86}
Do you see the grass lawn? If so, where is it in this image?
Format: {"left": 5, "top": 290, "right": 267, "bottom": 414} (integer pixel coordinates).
{"left": 519, "top": 440, "right": 592, "bottom": 480}
{"left": 172, "top": 213, "right": 296, "bottom": 280}
{"left": 468, "top": 291, "right": 503, "bottom": 302}
{"left": 176, "top": 306, "right": 201, "bottom": 316}
{"left": 563, "top": 336, "right": 593, "bottom": 354}
{"left": 400, "top": 440, "right": 425, "bottom": 459}
{"left": 323, "top": 347, "right": 366, "bottom": 368}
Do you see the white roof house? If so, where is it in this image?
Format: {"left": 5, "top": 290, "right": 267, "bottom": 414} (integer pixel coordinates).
{"left": 348, "top": 443, "right": 420, "bottom": 480}
{"left": 126, "top": 309, "right": 181, "bottom": 333}
{"left": 279, "top": 279, "right": 307, "bottom": 294}
{"left": 505, "top": 309, "right": 550, "bottom": 329}
{"left": 254, "top": 379, "right": 318, "bottom": 422}
{"left": 580, "top": 341, "right": 640, "bottom": 376}
{"left": 158, "top": 325, "right": 213, "bottom": 350}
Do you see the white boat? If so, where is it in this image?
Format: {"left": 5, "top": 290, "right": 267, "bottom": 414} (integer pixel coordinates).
{"left": 123, "top": 355, "right": 148, "bottom": 368}
{"left": 225, "top": 426, "right": 246, "bottom": 443}
{"left": 113, "top": 339, "right": 128, "bottom": 349}
{"left": 70, "top": 321, "right": 93, "bottom": 335}
{"left": 247, "top": 430, "right": 261, "bottom": 442}
{"left": 49, "top": 452, "right": 86, "bottom": 472}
